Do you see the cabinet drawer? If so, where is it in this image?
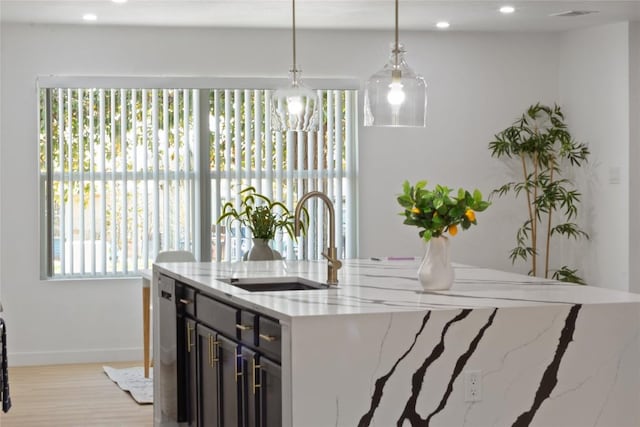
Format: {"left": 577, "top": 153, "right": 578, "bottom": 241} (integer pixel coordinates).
{"left": 176, "top": 283, "right": 196, "bottom": 317}
{"left": 238, "top": 311, "right": 257, "bottom": 347}
{"left": 258, "top": 316, "right": 281, "bottom": 361}
{"left": 196, "top": 294, "right": 239, "bottom": 339}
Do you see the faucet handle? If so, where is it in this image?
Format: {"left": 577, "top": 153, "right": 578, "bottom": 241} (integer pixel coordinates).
{"left": 321, "top": 251, "right": 343, "bottom": 270}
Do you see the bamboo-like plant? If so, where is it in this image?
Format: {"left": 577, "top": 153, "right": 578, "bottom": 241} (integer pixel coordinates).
{"left": 489, "top": 103, "right": 590, "bottom": 284}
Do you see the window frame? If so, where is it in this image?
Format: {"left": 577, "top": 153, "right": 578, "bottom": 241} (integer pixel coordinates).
{"left": 38, "top": 76, "right": 360, "bottom": 279}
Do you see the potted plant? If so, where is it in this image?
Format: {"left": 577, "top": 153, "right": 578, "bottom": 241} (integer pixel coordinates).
{"left": 489, "top": 103, "right": 590, "bottom": 283}
{"left": 397, "top": 180, "right": 490, "bottom": 290}
{"left": 217, "top": 187, "right": 306, "bottom": 260}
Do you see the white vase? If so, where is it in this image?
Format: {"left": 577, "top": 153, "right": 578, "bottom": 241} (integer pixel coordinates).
{"left": 244, "top": 238, "right": 283, "bottom": 261}
{"left": 418, "top": 236, "right": 454, "bottom": 291}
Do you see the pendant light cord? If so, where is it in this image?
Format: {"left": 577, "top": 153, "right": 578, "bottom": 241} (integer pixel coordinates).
{"left": 291, "top": 0, "right": 298, "bottom": 75}
{"left": 394, "top": 0, "right": 399, "bottom": 68}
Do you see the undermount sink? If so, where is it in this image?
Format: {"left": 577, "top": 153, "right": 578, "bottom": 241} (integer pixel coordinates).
{"left": 221, "top": 276, "right": 330, "bottom": 292}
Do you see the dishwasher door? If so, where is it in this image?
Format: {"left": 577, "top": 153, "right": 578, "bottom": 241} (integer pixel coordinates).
{"left": 157, "top": 274, "right": 179, "bottom": 423}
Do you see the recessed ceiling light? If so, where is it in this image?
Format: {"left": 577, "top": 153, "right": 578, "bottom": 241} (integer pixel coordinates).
{"left": 499, "top": 5, "right": 515, "bottom": 14}
{"left": 82, "top": 13, "right": 97, "bottom": 22}
{"left": 112, "top": 0, "right": 128, "bottom": 3}
{"left": 436, "top": 21, "right": 450, "bottom": 29}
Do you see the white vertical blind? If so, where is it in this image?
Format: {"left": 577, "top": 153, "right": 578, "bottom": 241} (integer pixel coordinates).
{"left": 44, "top": 87, "right": 198, "bottom": 277}
{"left": 131, "top": 89, "right": 139, "bottom": 272}
{"left": 110, "top": 89, "right": 117, "bottom": 273}
{"left": 264, "top": 91, "right": 274, "bottom": 200}
{"left": 41, "top": 83, "right": 356, "bottom": 277}
{"left": 274, "top": 104, "right": 285, "bottom": 254}
{"left": 306, "top": 108, "right": 316, "bottom": 261}
{"left": 183, "top": 89, "right": 192, "bottom": 261}
{"left": 120, "top": 89, "right": 128, "bottom": 273}
{"left": 285, "top": 131, "right": 294, "bottom": 259}
{"left": 142, "top": 89, "right": 149, "bottom": 268}
{"left": 254, "top": 90, "right": 263, "bottom": 195}
{"left": 233, "top": 90, "right": 242, "bottom": 260}
{"left": 66, "top": 89, "right": 74, "bottom": 272}
{"left": 99, "top": 89, "right": 107, "bottom": 274}
{"left": 244, "top": 89, "right": 252, "bottom": 189}
{"left": 173, "top": 90, "right": 180, "bottom": 251}
{"left": 345, "top": 90, "right": 357, "bottom": 258}
{"left": 88, "top": 88, "right": 96, "bottom": 274}
{"left": 223, "top": 89, "right": 232, "bottom": 261}
{"left": 193, "top": 89, "right": 204, "bottom": 261}
{"left": 334, "top": 91, "right": 344, "bottom": 259}
{"left": 78, "top": 88, "right": 85, "bottom": 275}
{"left": 296, "top": 132, "right": 304, "bottom": 260}
{"left": 152, "top": 89, "right": 160, "bottom": 260}
{"left": 212, "top": 90, "right": 222, "bottom": 262}
{"left": 162, "top": 90, "right": 170, "bottom": 254}
{"left": 57, "top": 89, "right": 66, "bottom": 271}
{"left": 316, "top": 90, "right": 325, "bottom": 259}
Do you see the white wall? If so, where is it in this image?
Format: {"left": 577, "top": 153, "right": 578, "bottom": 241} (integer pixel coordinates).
{"left": 558, "top": 23, "right": 631, "bottom": 291}
{"left": 0, "top": 22, "right": 602, "bottom": 365}
{"left": 358, "top": 31, "right": 559, "bottom": 270}
{"left": 629, "top": 22, "right": 640, "bottom": 294}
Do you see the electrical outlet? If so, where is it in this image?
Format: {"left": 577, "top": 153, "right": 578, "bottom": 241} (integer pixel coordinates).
{"left": 464, "top": 370, "right": 482, "bottom": 402}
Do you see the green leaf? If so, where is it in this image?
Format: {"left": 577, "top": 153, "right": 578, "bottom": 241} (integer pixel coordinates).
{"left": 397, "top": 195, "right": 413, "bottom": 208}
{"left": 415, "top": 180, "right": 427, "bottom": 190}
{"left": 239, "top": 186, "right": 256, "bottom": 194}
{"left": 475, "top": 201, "right": 490, "bottom": 211}
{"left": 449, "top": 207, "right": 463, "bottom": 218}
{"left": 402, "top": 180, "right": 410, "bottom": 196}
{"left": 552, "top": 266, "right": 587, "bottom": 285}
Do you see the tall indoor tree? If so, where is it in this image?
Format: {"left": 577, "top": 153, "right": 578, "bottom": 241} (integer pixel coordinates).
{"left": 489, "top": 103, "right": 590, "bottom": 284}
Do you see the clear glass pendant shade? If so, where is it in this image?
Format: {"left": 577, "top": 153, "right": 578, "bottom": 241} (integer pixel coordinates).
{"left": 272, "top": 71, "right": 319, "bottom": 132}
{"left": 364, "top": 44, "right": 427, "bottom": 127}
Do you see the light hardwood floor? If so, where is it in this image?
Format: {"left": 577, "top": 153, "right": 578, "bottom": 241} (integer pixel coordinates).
{"left": 0, "top": 361, "right": 153, "bottom": 426}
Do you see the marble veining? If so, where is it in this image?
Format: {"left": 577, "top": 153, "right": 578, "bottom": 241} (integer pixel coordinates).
{"left": 512, "top": 304, "right": 580, "bottom": 426}
{"left": 358, "top": 311, "right": 432, "bottom": 426}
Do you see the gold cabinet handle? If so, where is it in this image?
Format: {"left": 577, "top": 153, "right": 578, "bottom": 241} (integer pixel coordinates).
{"left": 179, "top": 298, "right": 192, "bottom": 305}
{"left": 208, "top": 335, "right": 219, "bottom": 367}
{"left": 186, "top": 322, "right": 195, "bottom": 352}
{"left": 259, "top": 333, "right": 277, "bottom": 342}
{"left": 235, "top": 324, "right": 253, "bottom": 331}
{"left": 252, "top": 357, "right": 261, "bottom": 395}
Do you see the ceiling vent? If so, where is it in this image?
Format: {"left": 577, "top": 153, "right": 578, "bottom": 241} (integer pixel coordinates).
{"left": 549, "top": 10, "right": 599, "bottom": 17}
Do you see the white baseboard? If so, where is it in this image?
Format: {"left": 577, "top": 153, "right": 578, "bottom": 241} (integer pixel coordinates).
{"left": 7, "top": 347, "right": 144, "bottom": 366}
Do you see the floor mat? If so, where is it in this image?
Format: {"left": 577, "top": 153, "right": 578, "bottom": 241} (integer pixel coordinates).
{"left": 102, "top": 365, "right": 153, "bottom": 404}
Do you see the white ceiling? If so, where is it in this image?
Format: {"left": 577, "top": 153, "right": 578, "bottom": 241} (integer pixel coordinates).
{"left": 1, "top": 0, "right": 639, "bottom": 32}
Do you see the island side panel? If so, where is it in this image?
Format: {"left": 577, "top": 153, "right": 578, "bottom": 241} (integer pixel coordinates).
{"left": 288, "top": 304, "right": 640, "bottom": 426}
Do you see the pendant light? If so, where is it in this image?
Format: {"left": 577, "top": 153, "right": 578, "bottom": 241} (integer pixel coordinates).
{"left": 364, "top": 0, "right": 427, "bottom": 127}
{"left": 271, "top": 0, "right": 319, "bottom": 132}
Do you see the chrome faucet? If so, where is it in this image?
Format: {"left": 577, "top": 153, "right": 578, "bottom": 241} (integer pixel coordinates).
{"left": 294, "top": 191, "right": 342, "bottom": 286}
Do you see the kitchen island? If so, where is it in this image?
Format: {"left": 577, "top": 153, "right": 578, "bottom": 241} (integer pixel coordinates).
{"left": 153, "top": 259, "right": 640, "bottom": 426}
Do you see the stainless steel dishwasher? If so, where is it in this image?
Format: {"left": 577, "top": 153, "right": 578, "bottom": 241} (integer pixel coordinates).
{"left": 157, "top": 274, "right": 179, "bottom": 423}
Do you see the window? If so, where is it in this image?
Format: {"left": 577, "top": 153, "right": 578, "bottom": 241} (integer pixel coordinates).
{"left": 39, "top": 79, "right": 358, "bottom": 278}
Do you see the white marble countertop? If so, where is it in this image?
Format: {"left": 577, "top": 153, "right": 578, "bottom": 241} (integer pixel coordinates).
{"left": 154, "top": 258, "right": 640, "bottom": 321}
